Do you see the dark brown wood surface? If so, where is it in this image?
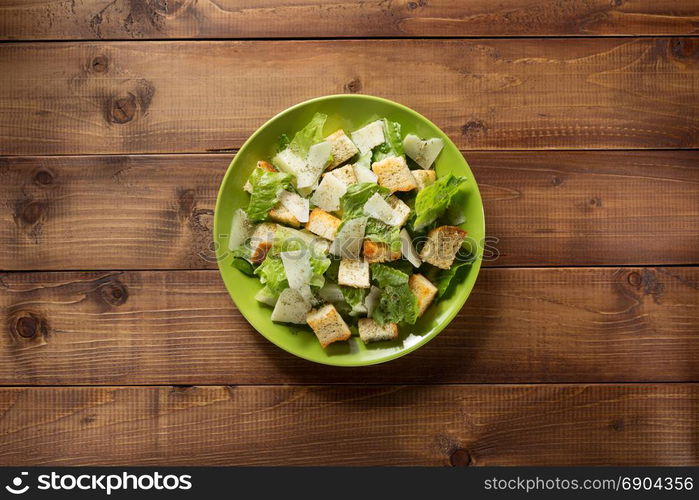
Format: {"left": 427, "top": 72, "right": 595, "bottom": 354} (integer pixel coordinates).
{"left": 1, "top": 267, "right": 697, "bottom": 385}
{"left": 1, "top": 38, "right": 699, "bottom": 155}
{"left": 2, "top": 151, "right": 697, "bottom": 270}
{"left": 2, "top": 0, "right": 698, "bottom": 40}
{"left": 1, "top": 384, "right": 696, "bottom": 466}
{"left": 1, "top": 5, "right": 698, "bottom": 467}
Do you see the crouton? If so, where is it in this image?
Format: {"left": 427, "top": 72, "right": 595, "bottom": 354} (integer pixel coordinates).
{"left": 249, "top": 222, "right": 277, "bottom": 263}
{"left": 268, "top": 203, "right": 301, "bottom": 228}
{"left": 387, "top": 195, "right": 411, "bottom": 226}
{"left": 271, "top": 288, "right": 312, "bottom": 324}
{"left": 305, "top": 208, "right": 341, "bottom": 241}
{"left": 358, "top": 318, "right": 399, "bottom": 343}
{"left": 408, "top": 274, "right": 438, "bottom": 317}
{"left": 363, "top": 240, "right": 400, "bottom": 263}
{"left": 372, "top": 156, "right": 417, "bottom": 193}
{"left": 306, "top": 304, "right": 352, "bottom": 348}
{"left": 325, "top": 130, "right": 359, "bottom": 170}
{"left": 412, "top": 169, "right": 436, "bottom": 191}
{"left": 419, "top": 225, "right": 467, "bottom": 269}
{"left": 324, "top": 164, "right": 356, "bottom": 186}
{"left": 244, "top": 161, "right": 277, "bottom": 193}
{"left": 351, "top": 120, "right": 385, "bottom": 154}
{"left": 338, "top": 259, "right": 370, "bottom": 288}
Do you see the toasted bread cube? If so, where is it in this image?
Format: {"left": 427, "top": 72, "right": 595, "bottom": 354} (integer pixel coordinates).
{"left": 326, "top": 129, "right": 359, "bottom": 169}
{"left": 358, "top": 318, "right": 399, "bottom": 343}
{"left": 419, "top": 225, "right": 467, "bottom": 270}
{"left": 351, "top": 120, "right": 385, "bottom": 154}
{"left": 372, "top": 156, "right": 417, "bottom": 193}
{"left": 338, "top": 259, "right": 370, "bottom": 288}
{"left": 249, "top": 222, "right": 277, "bottom": 263}
{"left": 324, "top": 164, "right": 357, "bottom": 186}
{"left": 412, "top": 169, "right": 436, "bottom": 191}
{"left": 306, "top": 304, "right": 352, "bottom": 348}
{"left": 268, "top": 203, "right": 301, "bottom": 228}
{"left": 409, "top": 274, "right": 438, "bottom": 317}
{"left": 387, "top": 195, "right": 411, "bottom": 227}
{"left": 305, "top": 208, "right": 341, "bottom": 241}
{"left": 244, "top": 161, "right": 277, "bottom": 193}
{"left": 363, "top": 240, "right": 400, "bottom": 263}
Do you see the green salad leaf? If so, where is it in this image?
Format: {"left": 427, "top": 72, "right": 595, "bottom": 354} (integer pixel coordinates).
{"left": 340, "top": 286, "right": 367, "bottom": 316}
{"left": 339, "top": 182, "right": 390, "bottom": 221}
{"left": 413, "top": 173, "right": 468, "bottom": 230}
{"left": 246, "top": 168, "right": 292, "bottom": 221}
{"left": 254, "top": 256, "right": 288, "bottom": 295}
{"left": 354, "top": 150, "right": 373, "bottom": 170}
{"left": 370, "top": 263, "right": 409, "bottom": 288}
{"left": 372, "top": 284, "right": 418, "bottom": 326}
{"left": 288, "top": 112, "right": 328, "bottom": 158}
{"left": 231, "top": 257, "right": 255, "bottom": 276}
{"left": 435, "top": 260, "right": 471, "bottom": 298}
{"left": 373, "top": 119, "right": 404, "bottom": 162}
{"left": 365, "top": 219, "right": 401, "bottom": 253}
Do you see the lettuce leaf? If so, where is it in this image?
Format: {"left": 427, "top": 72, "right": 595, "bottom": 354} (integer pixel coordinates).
{"left": 436, "top": 261, "right": 471, "bottom": 298}
{"left": 340, "top": 286, "right": 366, "bottom": 316}
{"left": 245, "top": 168, "right": 292, "bottom": 221}
{"left": 254, "top": 256, "right": 288, "bottom": 295}
{"left": 288, "top": 112, "right": 328, "bottom": 158}
{"left": 365, "top": 219, "right": 401, "bottom": 253}
{"left": 370, "top": 263, "right": 409, "bottom": 288}
{"left": 372, "top": 284, "right": 418, "bottom": 326}
{"left": 372, "top": 119, "right": 404, "bottom": 162}
{"left": 354, "top": 150, "right": 373, "bottom": 170}
{"left": 413, "top": 173, "right": 467, "bottom": 230}
{"left": 339, "top": 182, "right": 390, "bottom": 221}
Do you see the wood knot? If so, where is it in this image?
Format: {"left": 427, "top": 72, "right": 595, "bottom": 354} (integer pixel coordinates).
{"left": 33, "top": 168, "right": 55, "bottom": 187}
{"left": 588, "top": 197, "right": 602, "bottom": 207}
{"left": 100, "top": 281, "right": 128, "bottom": 306}
{"left": 449, "top": 448, "right": 472, "bottom": 466}
{"left": 408, "top": 0, "right": 427, "bottom": 9}
{"left": 551, "top": 176, "right": 563, "bottom": 187}
{"left": 627, "top": 271, "right": 642, "bottom": 288}
{"left": 611, "top": 0, "right": 623, "bottom": 6}
{"left": 91, "top": 55, "right": 109, "bottom": 73}
{"left": 610, "top": 419, "right": 625, "bottom": 432}
{"left": 670, "top": 38, "right": 697, "bottom": 59}
{"left": 108, "top": 93, "right": 137, "bottom": 124}
{"left": 9, "top": 311, "right": 49, "bottom": 345}
{"left": 178, "top": 188, "right": 197, "bottom": 218}
{"left": 344, "top": 78, "right": 362, "bottom": 93}
{"left": 19, "top": 201, "right": 45, "bottom": 225}
{"left": 461, "top": 120, "right": 487, "bottom": 135}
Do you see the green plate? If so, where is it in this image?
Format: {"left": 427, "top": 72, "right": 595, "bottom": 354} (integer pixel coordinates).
{"left": 214, "top": 94, "right": 484, "bottom": 366}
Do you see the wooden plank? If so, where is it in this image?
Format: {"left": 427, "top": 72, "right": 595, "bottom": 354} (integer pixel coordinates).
{"left": 0, "top": 384, "right": 696, "bottom": 466}
{"left": 1, "top": 39, "right": 698, "bottom": 155}
{"left": 1, "top": 268, "right": 697, "bottom": 385}
{"left": 2, "top": 151, "right": 698, "bottom": 270}
{"left": 1, "top": 0, "right": 698, "bottom": 40}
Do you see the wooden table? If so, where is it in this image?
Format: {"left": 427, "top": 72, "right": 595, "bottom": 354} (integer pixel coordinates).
{"left": 1, "top": 1, "right": 698, "bottom": 466}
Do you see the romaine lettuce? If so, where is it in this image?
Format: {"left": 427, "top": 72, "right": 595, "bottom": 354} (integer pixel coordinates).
{"left": 365, "top": 219, "right": 401, "bottom": 253}
{"left": 413, "top": 173, "right": 467, "bottom": 230}
{"left": 373, "top": 119, "right": 404, "bottom": 162}
{"left": 370, "top": 263, "right": 409, "bottom": 287}
{"left": 339, "top": 182, "right": 390, "bottom": 221}
{"left": 372, "top": 284, "right": 418, "bottom": 326}
{"left": 288, "top": 113, "right": 328, "bottom": 158}
{"left": 245, "top": 168, "right": 292, "bottom": 221}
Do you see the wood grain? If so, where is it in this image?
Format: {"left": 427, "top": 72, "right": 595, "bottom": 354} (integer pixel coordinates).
{"left": 1, "top": 267, "right": 697, "bottom": 385}
{"left": 1, "top": 151, "right": 697, "bottom": 270}
{"left": 0, "top": 384, "right": 696, "bottom": 466}
{"left": 1, "top": 0, "right": 698, "bottom": 40}
{"left": 1, "top": 38, "right": 698, "bottom": 155}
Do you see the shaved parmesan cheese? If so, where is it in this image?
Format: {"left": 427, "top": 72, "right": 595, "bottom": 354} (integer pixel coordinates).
{"left": 280, "top": 249, "right": 312, "bottom": 289}
{"left": 228, "top": 208, "right": 253, "bottom": 250}
{"left": 363, "top": 192, "right": 400, "bottom": 226}
{"left": 353, "top": 164, "right": 378, "bottom": 184}
{"left": 400, "top": 228, "right": 422, "bottom": 268}
{"left": 310, "top": 173, "right": 347, "bottom": 212}
{"left": 402, "top": 134, "right": 444, "bottom": 170}
{"left": 319, "top": 283, "right": 345, "bottom": 303}
{"left": 351, "top": 120, "right": 385, "bottom": 154}
{"left": 272, "top": 148, "right": 306, "bottom": 177}
{"left": 298, "top": 141, "right": 331, "bottom": 189}
{"left": 275, "top": 225, "right": 331, "bottom": 256}
{"left": 297, "top": 284, "right": 316, "bottom": 305}
{"left": 365, "top": 285, "right": 382, "bottom": 318}
{"left": 330, "top": 217, "right": 367, "bottom": 260}
{"left": 279, "top": 190, "right": 309, "bottom": 223}
{"left": 271, "top": 288, "right": 312, "bottom": 324}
